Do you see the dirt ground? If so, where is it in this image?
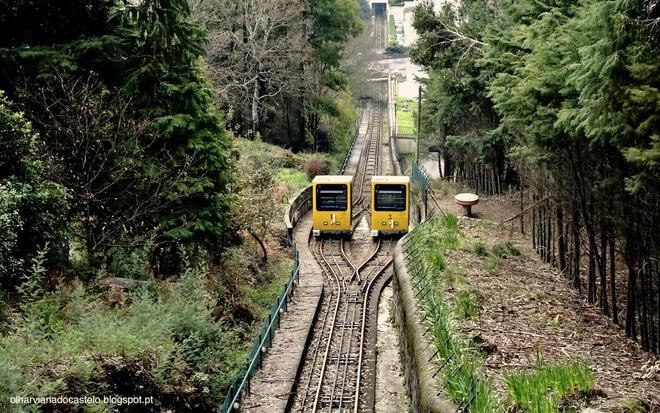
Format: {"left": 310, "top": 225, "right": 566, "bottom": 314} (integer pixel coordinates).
{"left": 430, "top": 191, "right": 660, "bottom": 411}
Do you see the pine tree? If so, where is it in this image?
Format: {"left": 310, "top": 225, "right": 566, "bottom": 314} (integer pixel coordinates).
{"left": 113, "top": 0, "right": 234, "bottom": 256}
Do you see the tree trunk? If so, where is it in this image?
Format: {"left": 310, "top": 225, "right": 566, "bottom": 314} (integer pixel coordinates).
{"left": 252, "top": 77, "right": 260, "bottom": 138}
{"left": 520, "top": 184, "right": 525, "bottom": 234}
{"left": 610, "top": 236, "right": 618, "bottom": 325}
{"left": 248, "top": 228, "right": 268, "bottom": 263}
{"left": 558, "top": 207, "right": 566, "bottom": 274}
{"left": 600, "top": 223, "right": 610, "bottom": 315}
{"left": 572, "top": 207, "right": 581, "bottom": 293}
{"left": 626, "top": 260, "right": 637, "bottom": 341}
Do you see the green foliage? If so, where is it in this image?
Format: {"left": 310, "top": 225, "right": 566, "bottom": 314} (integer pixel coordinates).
{"left": 306, "top": 0, "right": 364, "bottom": 70}
{"left": 1, "top": 0, "right": 235, "bottom": 260}
{"left": 0, "top": 91, "right": 34, "bottom": 180}
{"left": 17, "top": 245, "right": 49, "bottom": 300}
{"left": 492, "top": 242, "right": 521, "bottom": 259}
{"left": 357, "top": 0, "right": 372, "bottom": 20}
{"left": 473, "top": 242, "right": 489, "bottom": 256}
{"left": 0, "top": 270, "right": 245, "bottom": 411}
{"left": 396, "top": 97, "right": 417, "bottom": 137}
{"left": 505, "top": 359, "right": 595, "bottom": 413}
{"left": 326, "top": 92, "right": 358, "bottom": 160}
{"left": 0, "top": 92, "right": 68, "bottom": 289}
{"left": 106, "top": 246, "right": 150, "bottom": 280}
{"left": 0, "top": 0, "right": 114, "bottom": 48}
{"left": 113, "top": 0, "right": 233, "bottom": 253}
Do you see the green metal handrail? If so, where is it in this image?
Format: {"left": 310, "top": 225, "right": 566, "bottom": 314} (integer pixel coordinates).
{"left": 220, "top": 245, "right": 301, "bottom": 413}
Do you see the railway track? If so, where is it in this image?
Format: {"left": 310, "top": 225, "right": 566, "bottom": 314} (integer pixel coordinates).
{"left": 291, "top": 89, "right": 392, "bottom": 412}
{"left": 291, "top": 87, "right": 393, "bottom": 412}
{"left": 351, "top": 84, "right": 386, "bottom": 223}
{"left": 290, "top": 16, "right": 393, "bottom": 413}
{"left": 292, "top": 236, "right": 393, "bottom": 413}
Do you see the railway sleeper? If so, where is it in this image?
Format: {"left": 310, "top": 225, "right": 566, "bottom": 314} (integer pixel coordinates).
{"left": 319, "top": 394, "right": 355, "bottom": 407}
{"left": 336, "top": 321, "right": 360, "bottom": 330}
{"left": 346, "top": 296, "right": 364, "bottom": 304}
{"left": 329, "top": 353, "right": 358, "bottom": 365}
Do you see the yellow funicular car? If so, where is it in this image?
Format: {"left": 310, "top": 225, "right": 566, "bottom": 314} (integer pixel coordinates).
{"left": 312, "top": 175, "right": 353, "bottom": 237}
{"left": 370, "top": 176, "right": 410, "bottom": 237}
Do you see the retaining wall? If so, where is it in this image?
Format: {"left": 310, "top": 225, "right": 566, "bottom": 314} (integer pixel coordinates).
{"left": 391, "top": 234, "right": 456, "bottom": 413}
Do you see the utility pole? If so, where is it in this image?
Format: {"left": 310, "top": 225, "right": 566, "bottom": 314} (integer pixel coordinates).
{"left": 416, "top": 85, "right": 422, "bottom": 164}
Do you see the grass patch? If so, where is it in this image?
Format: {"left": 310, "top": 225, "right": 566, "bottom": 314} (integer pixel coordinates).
{"left": 484, "top": 256, "right": 501, "bottom": 275}
{"left": 406, "top": 214, "right": 600, "bottom": 413}
{"left": 505, "top": 359, "right": 595, "bottom": 413}
{"left": 431, "top": 179, "right": 471, "bottom": 197}
{"left": 396, "top": 97, "right": 416, "bottom": 137}
{"left": 456, "top": 290, "right": 480, "bottom": 320}
{"left": 477, "top": 219, "right": 493, "bottom": 229}
{"left": 407, "top": 214, "right": 498, "bottom": 412}
{"left": 492, "top": 242, "right": 521, "bottom": 258}
{"left": 473, "top": 242, "right": 489, "bottom": 257}
{"left": 275, "top": 168, "right": 310, "bottom": 190}
{"left": 241, "top": 256, "right": 293, "bottom": 315}
{"left": 614, "top": 398, "right": 655, "bottom": 413}
{"left": 389, "top": 15, "right": 397, "bottom": 45}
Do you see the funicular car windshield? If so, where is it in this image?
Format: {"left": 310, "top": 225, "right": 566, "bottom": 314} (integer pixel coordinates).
{"left": 374, "top": 184, "right": 406, "bottom": 211}
{"left": 316, "top": 184, "right": 348, "bottom": 211}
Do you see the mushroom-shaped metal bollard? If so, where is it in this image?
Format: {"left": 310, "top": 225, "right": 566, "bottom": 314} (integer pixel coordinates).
{"left": 455, "top": 193, "right": 479, "bottom": 217}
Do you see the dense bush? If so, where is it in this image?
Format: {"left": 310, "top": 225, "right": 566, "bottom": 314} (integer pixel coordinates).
{"left": 0, "top": 269, "right": 244, "bottom": 412}
{"left": 0, "top": 92, "right": 68, "bottom": 289}
{"left": 304, "top": 158, "right": 330, "bottom": 179}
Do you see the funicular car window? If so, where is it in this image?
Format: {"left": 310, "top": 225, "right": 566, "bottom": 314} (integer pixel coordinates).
{"left": 375, "top": 184, "right": 406, "bottom": 211}
{"left": 316, "top": 184, "right": 348, "bottom": 211}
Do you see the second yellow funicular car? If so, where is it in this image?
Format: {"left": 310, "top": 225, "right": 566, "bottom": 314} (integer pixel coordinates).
{"left": 370, "top": 176, "right": 410, "bottom": 237}
{"left": 312, "top": 175, "right": 353, "bottom": 237}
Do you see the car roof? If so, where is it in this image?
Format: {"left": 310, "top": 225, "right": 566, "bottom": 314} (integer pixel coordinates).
{"left": 312, "top": 175, "right": 354, "bottom": 183}
{"left": 371, "top": 175, "right": 410, "bottom": 183}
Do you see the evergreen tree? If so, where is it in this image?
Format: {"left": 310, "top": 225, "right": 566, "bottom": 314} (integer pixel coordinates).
{"left": 113, "top": 0, "right": 234, "bottom": 256}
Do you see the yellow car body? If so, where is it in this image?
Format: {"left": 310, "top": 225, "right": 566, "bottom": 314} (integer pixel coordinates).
{"left": 370, "top": 176, "right": 410, "bottom": 237}
{"left": 312, "top": 175, "right": 353, "bottom": 236}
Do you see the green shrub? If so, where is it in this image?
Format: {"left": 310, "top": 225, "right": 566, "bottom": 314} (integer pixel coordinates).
{"left": 385, "top": 45, "right": 406, "bottom": 54}
{"left": 0, "top": 293, "right": 8, "bottom": 326}
{"left": 0, "top": 269, "right": 245, "bottom": 411}
{"left": 304, "top": 158, "right": 330, "bottom": 179}
{"left": 0, "top": 185, "right": 23, "bottom": 282}
{"left": 0, "top": 92, "right": 69, "bottom": 289}
{"left": 492, "top": 241, "right": 521, "bottom": 258}
{"left": 107, "top": 246, "right": 150, "bottom": 280}
{"left": 473, "top": 242, "right": 489, "bottom": 256}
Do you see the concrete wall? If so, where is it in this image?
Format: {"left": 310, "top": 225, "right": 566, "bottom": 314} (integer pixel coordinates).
{"left": 397, "top": 136, "right": 416, "bottom": 154}
{"left": 391, "top": 238, "right": 456, "bottom": 413}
